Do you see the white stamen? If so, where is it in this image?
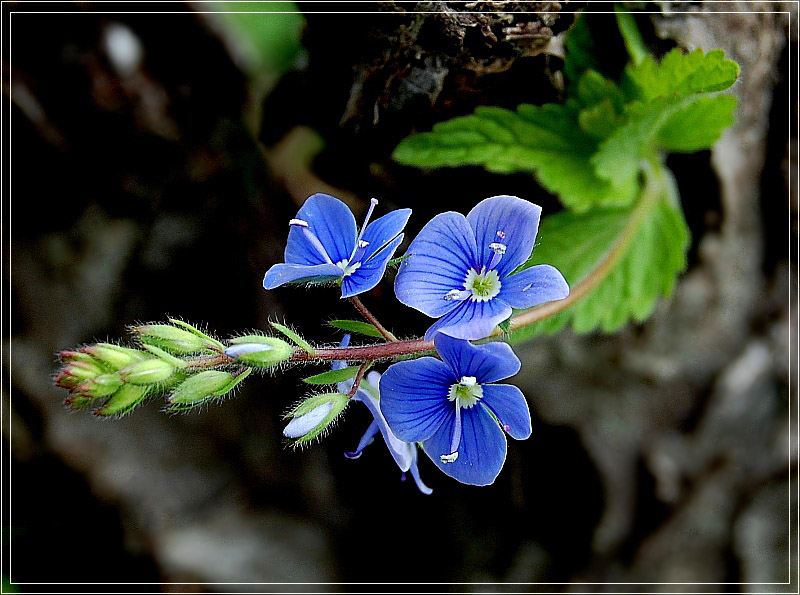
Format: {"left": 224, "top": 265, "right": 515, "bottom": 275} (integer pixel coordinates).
{"left": 460, "top": 376, "right": 477, "bottom": 386}
{"left": 350, "top": 198, "right": 379, "bottom": 261}
{"left": 289, "top": 218, "right": 309, "bottom": 228}
{"left": 489, "top": 242, "right": 506, "bottom": 255}
{"left": 440, "top": 452, "right": 459, "bottom": 463}
{"left": 444, "top": 289, "right": 470, "bottom": 301}
{"left": 358, "top": 239, "right": 370, "bottom": 248}
{"left": 523, "top": 283, "right": 533, "bottom": 291}
{"left": 496, "top": 230, "right": 506, "bottom": 239}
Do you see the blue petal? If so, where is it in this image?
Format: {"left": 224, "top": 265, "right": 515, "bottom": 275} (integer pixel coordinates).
{"left": 284, "top": 194, "right": 357, "bottom": 265}
{"left": 480, "top": 384, "right": 531, "bottom": 440}
{"left": 423, "top": 405, "right": 507, "bottom": 486}
{"left": 351, "top": 388, "right": 414, "bottom": 472}
{"left": 344, "top": 420, "right": 380, "bottom": 459}
{"left": 361, "top": 208, "right": 412, "bottom": 261}
{"left": 341, "top": 234, "right": 404, "bottom": 298}
{"left": 379, "top": 357, "right": 455, "bottom": 442}
{"left": 263, "top": 262, "right": 344, "bottom": 289}
{"left": 394, "top": 212, "right": 478, "bottom": 318}
{"left": 423, "top": 298, "right": 512, "bottom": 341}
{"left": 408, "top": 449, "right": 433, "bottom": 495}
{"left": 433, "top": 334, "right": 521, "bottom": 383}
{"left": 499, "top": 264, "right": 570, "bottom": 309}
{"left": 466, "top": 195, "right": 541, "bottom": 277}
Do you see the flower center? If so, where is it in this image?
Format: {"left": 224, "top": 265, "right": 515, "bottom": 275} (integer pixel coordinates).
{"left": 448, "top": 375, "right": 483, "bottom": 408}
{"left": 464, "top": 268, "right": 501, "bottom": 302}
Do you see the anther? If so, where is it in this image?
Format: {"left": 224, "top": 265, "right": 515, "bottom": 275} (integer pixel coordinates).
{"left": 290, "top": 219, "right": 334, "bottom": 265}
{"left": 444, "top": 289, "right": 471, "bottom": 301}
{"left": 440, "top": 452, "right": 459, "bottom": 463}
{"left": 523, "top": 283, "right": 533, "bottom": 291}
{"left": 289, "top": 219, "right": 309, "bottom": 228}
{"left": 460, "top": 376, "right": 477, "bottom": 386}
{"left": 349, "top": 239, "right": 371, "bottom": 265}
{"left": 496, "top": 230, "right": 506, "bottom": 239}
{"left": 487, "top": 241, "right": 507, "bottom": 270}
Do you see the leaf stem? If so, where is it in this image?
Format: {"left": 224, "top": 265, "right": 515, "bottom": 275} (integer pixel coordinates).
{"left": 348, "top": 296, "right": 398, "bottom": 342}
{"left": 507, "top": 157, "right": 665, "bottom": 332}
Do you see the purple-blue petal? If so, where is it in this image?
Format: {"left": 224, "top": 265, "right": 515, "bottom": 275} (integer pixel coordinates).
{"left": 433, "top": 334, "right": 521, "bottom": 383}
{"left": 408, "top": 451, "right": 433, "bottom": 495}
{"left": 466, "top": 195, "right": 541, "bottom": 277}
{"left": 341, "top": 234, "right": 405, "bottom": 298}
{"left": 394, "top": 212, "right": 478, "bottom": 318}
{"left": 379, "top": 357, "right": 455, "bottom": 442}
{"left": 480, "top": 384, "right": 531, "bottom": 440}
{"left": 423, "top": 298, "right": 512, "bottom": 341}
{"left": 361, "top": 208, "right": 412, "bottom": 261}
{"left": 422, "top": 405, "right": 507, "bottom": 486}
{"left": 351, "top": 388, "right": 414, "bottom": 472}
{"left": 284, "top": 194, "right": 357, "bottom": 266}
{"left": 263, "top": 262, "right": 344, "bottom": 289}
{"left": 500, "top": 264, "right": 570, "bottom": 309}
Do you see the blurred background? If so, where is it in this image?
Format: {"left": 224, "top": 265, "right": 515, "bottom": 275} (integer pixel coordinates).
{"left": 4, "top": 1, "right": 797, "bottom": 590}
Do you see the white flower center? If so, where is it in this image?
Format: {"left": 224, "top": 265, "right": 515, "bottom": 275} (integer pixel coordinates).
{"left": 464, "top": 268, "right": 501, "bottom": 302}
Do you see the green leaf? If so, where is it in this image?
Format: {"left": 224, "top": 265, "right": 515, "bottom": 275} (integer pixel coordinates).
{"left": 328, "top": 319, "right": 383, "bottom": 338}
{"left": 387, "top": 254, "right": 410, "bottom": 268}
{"left": 393, "top": 104, "right": 634, "bottom": 212}
{"left": 614, "top": 6, "right": 648, "bottom": 67}
{"left": 625, "top": 48, "right": 739, "bottom": 102}
{"left": 564, "top": 14, "right": 600, "bottom": 83}
{"left": 575, "top": 70, "right": 626, "bottom": 111}
{"left": 303, "top": 366, "right": 361, "bottom": 385}
{"left": 656, "top": 95, "right": 738, "bottom": 151}
{"left": 509, "top": 174, "right": 689, "bottom": 341}
{"left": 270, "top": 322, "right": 315, "bottom": 355}
{"left": 579, "top": 99, "right": 625, "bottom": 140}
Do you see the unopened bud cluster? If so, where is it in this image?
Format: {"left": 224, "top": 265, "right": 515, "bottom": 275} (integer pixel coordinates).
{"left": 54, "top": 320, "right": 297, "bottom": 416}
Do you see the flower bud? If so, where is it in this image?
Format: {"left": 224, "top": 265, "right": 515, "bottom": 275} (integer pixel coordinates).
{"left": 76, "top": 373, "right": 122, "bottom": 398}
{"left": 64, "top": 395, "right": 96, "bottom": 410}
{"left": 55, "top": 361, "right": 104, "bottom": 389}
{"left": 133, "top": 324, "right": 206, "bottom": 354}
{"left": 80, "top": 343, "right": 147, "bottom": 371}
{"left": 169, "top": 370, "right": 236, "bottom": 406}
{"left": 225, "top": 335, "right": 293, "bottom": 368}
{"left": 59, "top": 350, "right": 97, "bottom": 365}
{"left": 283, "top": 392, "right": 348, "bottom": 446}
{"left": 119, "top": 358, "right": 175, "bottom": 385}
{"left": 95, "top": 384, "right": 149, "bottom": 417}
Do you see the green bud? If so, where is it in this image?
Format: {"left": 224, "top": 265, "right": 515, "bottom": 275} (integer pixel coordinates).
{"left": 283, "top": 392, "right": 348, "bottom": 446}
{"left": 76, "top": 373, "right": 123, "bottom": 397}
{"left": 169, "top": 370, "right": 236, "bottom": 406}
{"left": 119, "top": 358, "right": 175, "bottom": 385}
{"left": 55, "top": 361, "right": 104, "bottom": 389}
{"left": 59, "top": 350, "right": 97, "bottom": 365}
{"left": 64, "top": 395, "right": 96, "bottom": 409}
{"left": 81, "top": 343, "right": 148, "bottom": 370}
{"left": 133, "top": 324, "right": 206, "bottom": 354}
{"left": 95, "top": 384, "right": 149, "bottom": 416}
{"left": 225, "top": 336, "right": 293, "bottom": 368}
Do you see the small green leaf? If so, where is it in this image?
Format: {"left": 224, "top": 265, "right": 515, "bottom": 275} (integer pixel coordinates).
{"left": 579, "top": 99, "right": 625, "bottom": 139}
{"left": 614, "top": 6, "right": 648, "bottom": 67}
{"left": 564, "top": 14, "right": 600, "bottom": 83}
{"left": 625, "top": 48, "right": 739, "bottom": 102}
{"left": 303, "top": 366, "right": 361, "bottom": 385}
{"left": 270, "top": 322, "right": 315, "bottom": 355}
{"left": 328, "top": 319, "right": 383, "bottom": 338}
{"left": 576, "top": 69, "right": 626, "bottom": 111}
{"left": 509, "top": 170, "right": 689, "bottom": 341}
{"left": 387, "top": 254, "right": 410, "bottom": 268}
{"left": 497, "top": 318, "right": 511, "bottom": 334}
{"left": 656, "top": 95, "right": 738, "bottom": 151}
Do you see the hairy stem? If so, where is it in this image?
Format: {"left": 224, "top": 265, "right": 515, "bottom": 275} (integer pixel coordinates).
{"left": 348, "top": 296, "right": 397, "bottom": 342}
{"left": 347, "top": 360, "right": 373, "bottom": 397}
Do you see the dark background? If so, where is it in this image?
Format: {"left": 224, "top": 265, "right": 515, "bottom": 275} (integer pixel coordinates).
{"left": 4, "top": 2, "right": 796, "bottom": 591}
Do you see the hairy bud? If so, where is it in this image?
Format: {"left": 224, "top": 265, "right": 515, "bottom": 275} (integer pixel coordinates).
{"left": 76, "top": 373, "right": 123, "bottom": 398}
{"left": 225, "top": 335, "right": 293, "bottom": 368}
{"left": 133, "top": 324, "right": 206, "bottom": 354}
{"left": 283, "top": 392, "right": 348, "bottom": 446}
{"left": 95, "top": 384, "right": 150, "bottom": 417}
{"left": 81, "top": 343, "right": 148, "bottom": 371}
{"left": 55, "top": 361, "right": 104, "bottom": 389}
{"left": 119, "top": 358, "right": 175, "bottom": 385}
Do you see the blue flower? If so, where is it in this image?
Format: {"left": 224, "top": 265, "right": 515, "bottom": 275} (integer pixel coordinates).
{"left": 263, "top": 193, "right": 411, "bottom": 298}
{"left": 379, "top": 333, "right": 531, "bottom": 486}
{"left": 334, "top": 336, "right": 432, "bottom": 494}
{"left": 394, "top": 195, "right": 569, "bottom": 340}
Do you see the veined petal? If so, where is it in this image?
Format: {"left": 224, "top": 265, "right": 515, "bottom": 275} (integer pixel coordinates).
{"left": 284, "top": 194, "right": 357, "bottom": 266}
{"left": 466, "top": 195, "right": 541, "bottom": 277}
{"left": 380, "top": 357, "right": 455, "bottom": 442}
{"left": 341, "top": 234, "right": 404, "bottom": 298}
{"left": 352, "top": 388, "right": 414, "bottom": 472}
{"left": 263, "top": 262, "right": 344, "bottom": 289}
{"left": 433, "top": 334, "right": 521, "bottom": 383}
{"left": 423, "top": 406, "right": 506, "bottom": 486}
{"left": 480, "top": 384, "right": 531, "bottom": 440}
{"left": 394, "top": 212, "right": 479, "bottom": 318}
{"left": 499, "top": 264, "right": 570, "bottom": 309}
{"left": 423, "top": 298, "right": 512, "bottom": 341}
{"left": 361, "top": 208, "right": 412, "bottom": 262}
